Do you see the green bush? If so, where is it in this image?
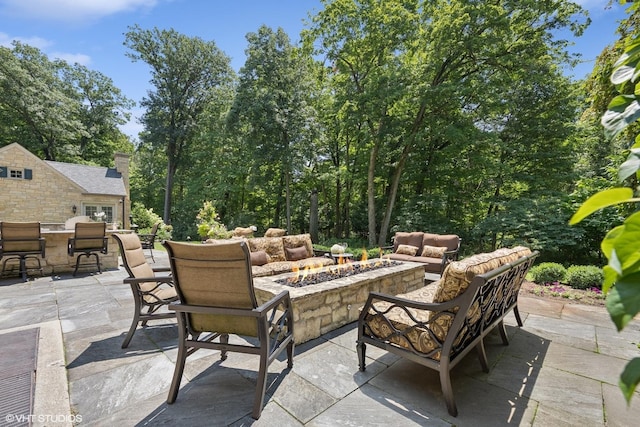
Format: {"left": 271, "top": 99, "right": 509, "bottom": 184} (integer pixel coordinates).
{"left": 131, "top": 202, "right": 172, "bottom": 240}
{"left": 196, "top": 201, "right": 232, "bottom": 240}
{"left": 565, "top": 265, "right": 604, "bottom": 290}
{"left": 528, "top": 262, "right": 566, "bottom": 284}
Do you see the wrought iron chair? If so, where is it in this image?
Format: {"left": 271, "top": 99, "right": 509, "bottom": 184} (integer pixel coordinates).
{"left": 138, "top": 222, "right": 159, "bottom": 262}
{"left": 0, "top": 222, "right": 45, "bottom": 281}
{"left": 67, "top": 222, "right": 108, "bottom": 276}
{"left": 112, "top": 233, "right": 177, "bottom": 348}
{"left": 163, "top": 240, "right": 295, "bottom": 419}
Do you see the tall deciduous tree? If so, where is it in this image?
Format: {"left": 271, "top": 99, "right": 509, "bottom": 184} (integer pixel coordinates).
{"left": 228, "top": 25, "right": 319, "bottom": 232}
{"left": 0, "top": 42, "right": 132, "bottom": 163}
{"left": 305, "top": 0, "right": 587, "bottom": 246}
{"left": 124, "top": 25, "right": 234, "bottom": 224}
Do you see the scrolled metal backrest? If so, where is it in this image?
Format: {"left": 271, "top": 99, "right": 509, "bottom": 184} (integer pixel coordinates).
{"left": 447, "top": 251, "right": 539, "bottom": 359}
{"left": 164, "top": 240, "right": 259, "bottom": 337}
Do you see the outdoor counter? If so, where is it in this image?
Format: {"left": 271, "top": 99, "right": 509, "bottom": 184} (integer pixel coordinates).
{"left": 38, "top": 229, "right": 131, "bottom": 275}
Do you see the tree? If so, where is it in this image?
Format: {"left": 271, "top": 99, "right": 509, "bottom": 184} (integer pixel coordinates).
{"left": 0, "top": 42, "right": 133, "bottom": 163}
{"left": 124, "top": 25, "right": 234, "bottom": 224}
{"left": 571, "top": 0, "right": 640, "bottom": 404}
{"left": 228, "top": 25, "right": 319, "bottom": 233}
{"left": 305, "top": 0, "right": 587, "bottom": 247}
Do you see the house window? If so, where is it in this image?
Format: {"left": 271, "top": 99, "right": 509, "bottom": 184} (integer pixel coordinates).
{"left": 0, "top": 167, "right": 32, "bottom": 179}
{"left": 84, "top": 205, "right": 115, "bottom": 223}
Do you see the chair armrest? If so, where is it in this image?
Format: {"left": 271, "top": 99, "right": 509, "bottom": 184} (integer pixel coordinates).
{"left": 361, "top": 291, "right": 464, "bottom": 316}
{"left": 169, "top": 290, "right": 291, "bottom": 318}
{"left": 124, "top": 276, "right": 173, "bottom": 285}
{"left": 151, "top": 266, "right": 171, "bottom": 273}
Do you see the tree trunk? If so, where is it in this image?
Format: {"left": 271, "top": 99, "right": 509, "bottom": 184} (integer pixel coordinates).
{"left": 367, "top": 142, "right": 380, "bottom": 247}
{"left": 310, "top": 189, "right": 319, "bottom": 242}
{"left": 163, "top": 159, "right": 176, "bottom": 225}
{"left": 378, "top": 142, "right": 411, "bottom": 247}
{"left": 285, "top": 169, "right": 291, "bottom": 234}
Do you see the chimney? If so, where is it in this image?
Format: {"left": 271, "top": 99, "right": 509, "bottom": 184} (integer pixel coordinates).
{"left": 114, "top": 152, "right": 131, "bottom": 228}
{"left": 114, "top": 152, "right": 130, "bottom": 195}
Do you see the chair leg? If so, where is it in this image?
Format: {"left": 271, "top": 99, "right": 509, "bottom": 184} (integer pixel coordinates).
{"left": 19, "top": 255, "right": 27, "bottom": 282}
{"left": 286, "top": 340, "right": 294, "bottom": 369}
{"left": 149, "top": 247, "right": 155, "bottom": 263}
{"left": 356, "top": 340, "right": 367, "bottom": 371}
{"left": 513, "top": 305, "right": 523, "bottom": 327}
{"left": 122, "top": 306, "right": 141, "bottom": 349}
{"left": 498, "top": 320, "right": 510, "bottom": 345}
{"left": 73, "top": 252, "right": 101, "bottom": 276}
{"left": 167, "top": 321, "right": 188, "bottom": 404}
{"left": 252, "top": 353, "right": 269, "bottom": 419}
{"left": 439, "top": 367, "right": 458, "bottom": 417}
{"left": 476, "top": 339, "right": 489, "bottom": 373}
{"left": 220, "top": 333, "right": 229, "bottom": 361}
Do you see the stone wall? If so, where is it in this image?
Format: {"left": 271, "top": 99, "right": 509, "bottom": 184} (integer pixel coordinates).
{"left": 254, "top": 261, "right": 425, "bottom": 343}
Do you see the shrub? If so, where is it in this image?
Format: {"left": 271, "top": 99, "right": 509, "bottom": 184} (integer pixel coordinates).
{"left": 528, "top": 262, "right": 566, "bottom": 284}
{"left": 131, "top": 202, "right": 172, "bottom": 240}
{"left": 565, "top": 265, "right": 604, "bottom": 290}
{"left": 196, "top": 201, "right": 232, "bottom": 240}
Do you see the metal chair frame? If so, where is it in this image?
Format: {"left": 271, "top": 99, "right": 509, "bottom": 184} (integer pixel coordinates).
{"left": 0, "top": 222, "right": 45, "bottom": 281}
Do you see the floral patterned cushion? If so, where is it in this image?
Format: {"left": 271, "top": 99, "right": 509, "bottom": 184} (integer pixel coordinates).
{"left": 283, "top": 234, "right": 314, "bottom": 258}
{"left": 364, "top": 246, "right": 532, "bottom": 360}
{"left": 396, "top": 244, "right": 419, "bottom": 256}
{"left": 247, "top": 237, "right": 286, "bottom": 262}
{"left": 421, "top": 245, "right": 446, "bottom": 258}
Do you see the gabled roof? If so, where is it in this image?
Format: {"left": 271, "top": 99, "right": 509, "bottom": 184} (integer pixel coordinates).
{"left": 46, "top": 161, "right": 127, "bottom": 197}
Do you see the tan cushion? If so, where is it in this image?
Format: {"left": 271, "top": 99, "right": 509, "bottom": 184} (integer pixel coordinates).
{"left": 247, "top": 237, "right": 286, "bottom": 262}
{"left": 393, "top": 232, "right": 424, "bottom": 252}
{"left": 250, "top": 250, "right": 269, "bottom": 266}
{"left": 283, "top": 234, "right": 313, "bottom": 258}
{"left": 396, "top": 244, "right": 419, "bottom": 256}
{"left": 285, "top": 246, "right": 308, "bottom": 261}
{"left": 421, "top": 245, "right": 446, "bottom": 258}
{"left": 264, "top": 228, "right": 286, "bottom": 237}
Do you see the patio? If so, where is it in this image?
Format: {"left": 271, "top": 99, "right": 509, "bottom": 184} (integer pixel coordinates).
{"left": 1, "top": 250, "right": 639, "bottom": 426}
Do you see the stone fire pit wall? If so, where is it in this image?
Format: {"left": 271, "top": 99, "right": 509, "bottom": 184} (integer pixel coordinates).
{"left": 253, "top": 261, "right": 425, "bottom": 343}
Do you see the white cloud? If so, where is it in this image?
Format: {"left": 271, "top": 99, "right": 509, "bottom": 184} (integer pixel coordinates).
{"left": 0, "top": 0, "right": 158, "bottom": 22}
{"left": 0, "top": 32, "right": 51, "bottom": 49}
{"left": 51, "top": 51, "right": 92, "bottom": 66}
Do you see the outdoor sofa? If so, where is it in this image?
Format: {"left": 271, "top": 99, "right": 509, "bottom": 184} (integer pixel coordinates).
{"left": 383, "top": 231, "right": 461, "bottom": 274}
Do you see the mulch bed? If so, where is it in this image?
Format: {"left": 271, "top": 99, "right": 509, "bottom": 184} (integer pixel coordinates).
{"left": 520, "top": 280, "right": 606, "bottom": 307}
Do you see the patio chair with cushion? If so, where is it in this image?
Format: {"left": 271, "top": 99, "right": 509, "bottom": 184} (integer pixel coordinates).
{"left": 67, "top": 222, "right": 108, "bottom": 276}
{"left": 163, "top": 239, "right": 295, "bottom": 419}
{"left": 0, "top": 222, "right": 45, "bottom": 281}
{"left": 138, "top": 222, "right": 159, "bottom": 262}
{"left": 112, "top": 233, "right": 178, "bottom": 348}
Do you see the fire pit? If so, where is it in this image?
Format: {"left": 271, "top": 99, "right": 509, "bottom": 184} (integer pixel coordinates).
{"left": 253, "top": 259, "right": 425, "bottom": 343}
{"left": 276, "top": 257, "right": 401, "bottom": 287}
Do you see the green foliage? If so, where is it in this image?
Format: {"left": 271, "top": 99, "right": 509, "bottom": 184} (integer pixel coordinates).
{"left": 570, "top": 0, "right": 640, "bottom": 403}
{"left": 0, "top": 42, "right": 134, "bottom": 163}
{"left": 196, "top": 201, "right": 232, "bottom": 240}
{"left": 528, "top": 263, "right": 567, "bottom": 285}
{"left": 131, "top": 202, "right": 172, "bottom": 240}
{"left": 565, "top": 265, "right": 604, "bottom": 290}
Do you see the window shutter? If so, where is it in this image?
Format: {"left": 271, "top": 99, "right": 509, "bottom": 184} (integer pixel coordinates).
{"left": 24, "top": 169, "right": 32, "bottom": 180}
{"left": 0, "top": 166, "right": 6, "bottom": 178}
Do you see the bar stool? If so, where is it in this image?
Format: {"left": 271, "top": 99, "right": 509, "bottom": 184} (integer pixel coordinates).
{"left": 0, "top": 222, "right": 45, "bottom": 281}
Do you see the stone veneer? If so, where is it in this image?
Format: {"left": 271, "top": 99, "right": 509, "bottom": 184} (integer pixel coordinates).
{"left": 253, "top": 261, "right": 425, "bottom": 343}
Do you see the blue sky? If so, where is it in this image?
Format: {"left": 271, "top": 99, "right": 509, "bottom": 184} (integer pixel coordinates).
{"left": 0, "top": 0, "right": 631, "bottom": 138}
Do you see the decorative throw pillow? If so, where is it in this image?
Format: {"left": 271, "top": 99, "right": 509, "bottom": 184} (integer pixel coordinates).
{"left": 421, "top": 245, "right": 447, "bottom": 258}
{"left": 396, "top": 244, "right": 419, "bottom": 256}
{"left": 250, "top": 250, "right": 269, "bottom": 266}
{"left": 285, "top": 246, "right": 308, "bottom": 261}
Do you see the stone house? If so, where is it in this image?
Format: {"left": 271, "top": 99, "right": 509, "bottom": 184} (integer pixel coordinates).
{"left": 0, "top": 143, "right": 131, "bottom": 228}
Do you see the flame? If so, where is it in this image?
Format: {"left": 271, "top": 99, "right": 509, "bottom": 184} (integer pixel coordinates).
{"left": 361, "top": 249, "right": 369, "bottom": 262}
